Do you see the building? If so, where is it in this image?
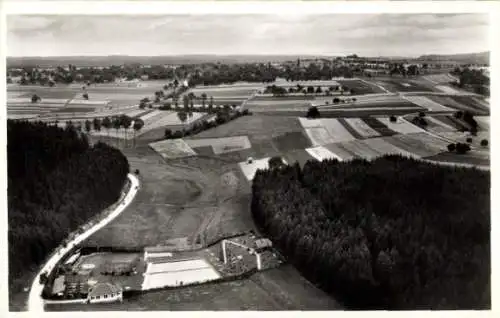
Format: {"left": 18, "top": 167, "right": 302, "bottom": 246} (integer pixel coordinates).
{"left": 87, "top": 282, "right": 123, "bottom": 304}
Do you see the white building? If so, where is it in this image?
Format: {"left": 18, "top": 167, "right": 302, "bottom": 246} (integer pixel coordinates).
{"left": 87, "top": 282, "right": 123, "bottom": 304}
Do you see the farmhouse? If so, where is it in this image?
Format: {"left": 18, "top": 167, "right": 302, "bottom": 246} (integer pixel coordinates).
{"left": 87, "top": 282, "right": 123, "bottom": 304}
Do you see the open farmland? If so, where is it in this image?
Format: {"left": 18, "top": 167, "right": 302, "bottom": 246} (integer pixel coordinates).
{"left": 425, "top": 151, "right": 490, "bottom": 167}
{"left": 299, "top": 118, "right": 357, "bottom": 145}
{"left": 423, "top": 73, "right": 458, "bottom": 84}
{"left": 149, "top": 139, "right": 197, "bottom": 159}
{"left": 475, "top": 116, "right": 490, "bottom": 131}
{"left": 336, "top": 79, "right": 386, "bottom": 95}
{"left": 382, "top": 132, "right": 450, "bottom": 157}
{"left": 375, "top": 78, "right": 434, "bottom": 92}
{"left": 426, "top": 95, "right": 489, "bottom": 115}
{"left": 343, "top": 118, "right": 380, "bottom": 138}
{"left": 376, "top": 117, "right": 426, "bottom": 134}
{"left": 403, "top": 95, "right": 454, "bottom": 112}
{"left": 47, "top": 265, "right": 339, "bottom": 311}
{"left": 305, "top": 146, "right": 342, "bottom": 162}
{"left": 186, "top": 136, "right": 252, "bottom": 155}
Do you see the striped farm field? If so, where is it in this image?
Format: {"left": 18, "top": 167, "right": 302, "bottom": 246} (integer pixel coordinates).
{"left": 305, "top": 146, "right": 341, "bottom": 162}
{"left": 425, "top": 151, "right": 490, "bottom": 167}
{"left": 335, "top": 139, "right": 380, "bottom": 160}
{"left": 404, "top": 95, "right": 454, "bottom": 112}
{"left": 185, "top": 136, "right": 252, "bottom": 155}
{"left": 431, "top": 115, "right": 468, "bottom": 131}
{"left": 383, "top": 132, "right": 449, "bottom": 157}
{"left": 343, "top": 118, "right": 380, "bottom": 138}
{"left": 435, "top": 85, "right": 461, "bottom": 94}
{"left": 376, "top": 117, "right": 426, "bottom": 134}
{"left": 299, "top": 118, "right": 356, "bottom": 145}
{"left": 140, "top": 110, "right": 164, "bottom": 121}
{"left": 424, "top": 116, "right": 458, "bottom": 133}
{"left": 68, "top": 99, "right": 109, "bottom": 106}
{"left": 149, "top": 139, "right": 198, "bottom": 159}
{"left": 52, "top": 107, "right": 95, "bottom": 113}
{"left": 323, "top": 143, "right": 356, "bottom": 161}
{"left": 426, "top": 95, "right": 488, "bottom": 115}
{"left": 282, "top": 149, "right": 316, "bottom": 167}
{"left": 433, "top": 131, "right": 490, "bottom": 148}
{"left": 424, "top": 73, "right": 457, "bottom": 84}
{"left": 361, "top": 117, "right": 398, "bottom": 136}
{"left": 449, "top": 96, "right": 489, "bottom": 114}
{"left": 147, "top": 112, "right": 205, "bottom": 130}
{"left": 123, "top": 109, "right": 153, "bottom": 118}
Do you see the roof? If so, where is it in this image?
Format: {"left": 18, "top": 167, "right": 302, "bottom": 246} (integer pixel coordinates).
{"left": 88, "top": 282, "right": 122, "bottom": 297}
{"left": 52, "top": 276, "right": 65, "bottom": 294}
{"left": 255, "top": 238, "right": 272, "bottom": 249}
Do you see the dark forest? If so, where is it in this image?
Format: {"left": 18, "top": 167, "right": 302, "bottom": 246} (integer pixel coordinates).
{"left": 8, "top": 120, "right": 129, "bottom": 283}
{"left": 251, "top": 156, "right": 490, "bottom": 309}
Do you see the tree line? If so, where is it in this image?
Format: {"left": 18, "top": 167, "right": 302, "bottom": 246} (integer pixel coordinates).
{"left": 251, "top": 155, "right": 490, "bottom": 309}
{"left": 8, "top": 120, "right": 130, "bottom": 284}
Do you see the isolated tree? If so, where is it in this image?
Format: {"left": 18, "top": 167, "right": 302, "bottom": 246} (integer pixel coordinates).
{"left": 390, "top": 115, "right": 397, "bottom": 123}
{"left": 352, "top": 97, "right": 357, "bottom": 103}
{"left": 333, "top": 97, "right": 340, "bottom": 104}
{"left": 480, "top": 139, "right": 488, "bottom": 147}
{"left": 201, "top": 93, "right": 207, "bottom": 108}
{"left": 315, "top": 86, "right": 323, "bottom": 94}
{"left": 84, "top": 120, "right": 92, "bottom": 134}
{"left": 31, "top": 94, "right": 41, "bottom": 103}
{"left": 268, "top": 156, "right": 285, "bottom": 170}
{"left": 83, "top": 93, "right": 89, "bottom": 100}
{"left": 306, "top": 107, "right": 321, "bottom": 119}
{"left": 447, "top": 143, "right": 456, "bottom": 152}
{"left": 307, "top": 86, "right": 315, "bottom": 94}
{"left": 132, "top": 118, "right": 144, "bottom": 147}
{"left": 164, "top": 128, "right": 173, "bottom": 139}
{"left": 177, "top": 111, "right": 188, "bottom": 132}
{"left": 121, "top": 115, "right": 132, "bottom": 148}
{"left": 456, "top": 142, "right": 471, "bottom": 154}
{"left": 102, "top": 117, "right": 111, "bottom": 137}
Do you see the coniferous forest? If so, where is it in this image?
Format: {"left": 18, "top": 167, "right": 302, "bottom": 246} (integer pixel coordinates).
{"left": 8, "top": 120, "right": 129, "bottom": 283}
{"left": 251, "top": 155, "right": 490, "bottom": 310}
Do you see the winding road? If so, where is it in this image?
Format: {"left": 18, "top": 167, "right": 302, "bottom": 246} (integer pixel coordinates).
{"left": 27, "top": 173, "right": 140, "bottom": 312}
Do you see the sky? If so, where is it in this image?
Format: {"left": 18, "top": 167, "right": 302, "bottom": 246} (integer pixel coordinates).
{"left": 6, "top": 14, "right": 489, "bottom": 57}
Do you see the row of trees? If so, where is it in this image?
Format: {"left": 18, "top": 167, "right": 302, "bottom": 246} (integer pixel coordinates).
{"left": 264, "top": 84, "right": 356, "bottom": 97}
{"left": 8, "top": 120, "right": 130, "bottom": 284}
{"left": 164, "top": 109, "right": 251, "bottom": 140}
{"left": 252, "top": 156, "right": 490, "bottom": 309}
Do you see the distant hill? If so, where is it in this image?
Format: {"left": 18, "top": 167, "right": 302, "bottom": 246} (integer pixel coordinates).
{"left": 7, "top": 52, "right": 489, "bottom": 68}
{"left": 6, "top": 55, "right": 333, "bottom": 68}
{"left": 417, "top": 51, "right": 489, "bottom": 65}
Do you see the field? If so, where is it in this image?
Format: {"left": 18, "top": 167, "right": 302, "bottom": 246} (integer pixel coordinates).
{"left": 343, "top": 118, "right": 380, "bottom": 138}
{"left": 403, "top": 95, "right": 454, "bottom": 112}
{"left": 142, "top": 258, "right": 221, "bottom": 290}
{"left": 149, "top": 139, "right": 197, "bottom": 159}
{"left": 238, "top": 157, "right": 271, "bottom": 181}
{"left": 425, "top": 151, "right": 490, "bottom": 167}
{"left": 426, "top": 95, "right": 489, "bottom": 115}
{"left": 306, "top": 146, "right": 342, "bottom": 162}
{"left": 376, "top": 117, "right": 426, "bottom": 134}
{"left": 382, "top": 132, "right": 449, "bottom": 157}
{"left": 185, "top": 136, "right": 252, "bottom": 155}
{"left": 423, "top": 73, "right": 458, "bottom": 84}
{"left": 375, "top": 78, "right": 434, "bottom": 92}
{"left": 299, "top": 118, "right": 356, "bottom": 145}
{"left": 336, "top": 79, "right": 386, "bottom": 95}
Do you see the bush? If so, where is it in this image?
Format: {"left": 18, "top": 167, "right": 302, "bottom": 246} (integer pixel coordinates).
{"left": 466, "top": 137, "right": 473, "bottom": 143}
{"left": 389, "top": 115, "right": 397, "bottom": 123}
{"left": 306, "top": 107, "right": 321, "bottom": 119}
{"left": 480, "top": 139, "right": 489, "bottom": 147}
{"left": 134, "top": 169, "right": 139, "bottom": 175}
{"left": 164, "top": 128, "right": 172, "bottom": 139}
{"left": 419, "top": 111, "right": 426, "bottom": 118}
{"left": 333, "top": 97, "right": 340, "bottom": 104}
{"left": 456, "top": 142, "right": 471, "bottom": 154}
{"left": 447, "top": 143, "right": 456, "bottom": 152}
